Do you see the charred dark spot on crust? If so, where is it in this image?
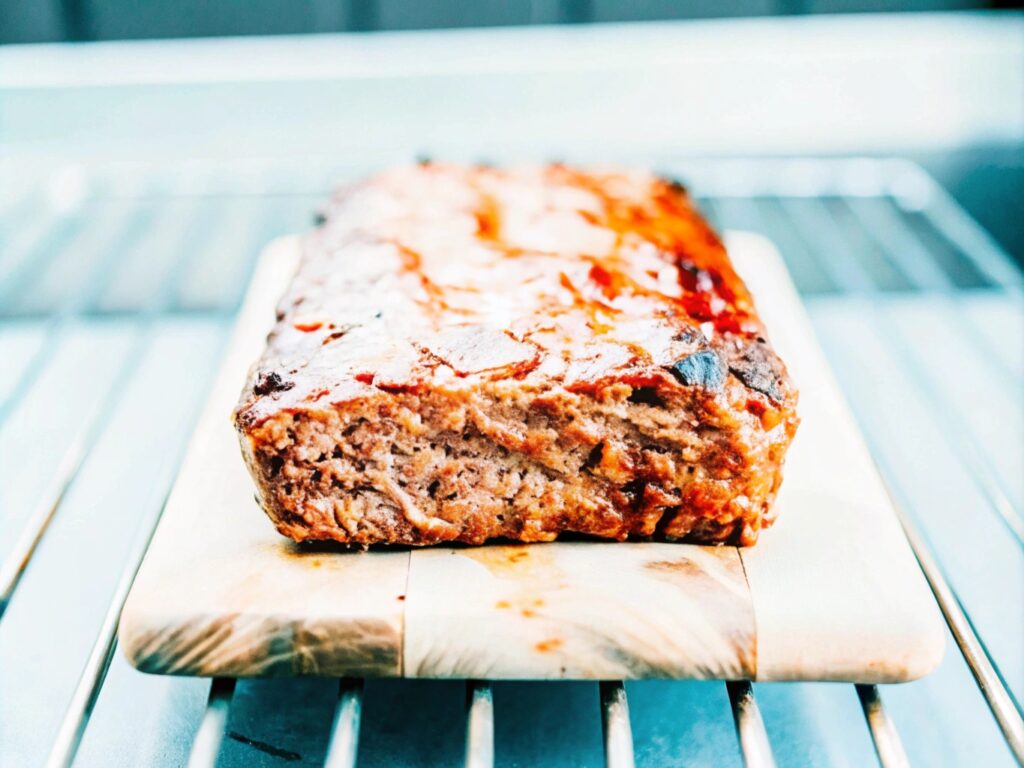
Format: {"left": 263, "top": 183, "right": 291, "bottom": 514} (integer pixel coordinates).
{"left": 658, "top": 174, "right": 688, "bottom": 195}
{"left": 583, "top": 442, "right": 604, "bottom": 471}
{"left": 728, "top": 339, "right": 786, "bottom": 402}
{"left": 667, "top": 351, "right": 725, "bottom": 390}
{"left": 254, "top": 371, "right": 294, "bottom": 397}
{"left": 627, "top": 386, "right": 666, "bottom": 407}
{"left": 322, "top": 323, "right": 358, "bottom": 345}
{"left": 374, "top": 381, "right": 422, "bottom": 394}
{"left": 427, "top": 479, "right": 440, "bottom": 497}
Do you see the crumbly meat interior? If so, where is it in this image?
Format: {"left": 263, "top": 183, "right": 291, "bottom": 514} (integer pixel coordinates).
{"left": 235, "top": 163, "right": 799, "bottom": 547}
{"left": 241, "top": 363, "right": 792, "bottom": 547}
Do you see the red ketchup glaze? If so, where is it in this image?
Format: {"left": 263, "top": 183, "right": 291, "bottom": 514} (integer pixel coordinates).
{"left": 284, "top": 166, "right": 772, "bottom": 410}
{"left": 379, "top": 165, "right": 761, "bottom": 344}
{"left": 546, "top": 167, "right": 761, "bottom": 338}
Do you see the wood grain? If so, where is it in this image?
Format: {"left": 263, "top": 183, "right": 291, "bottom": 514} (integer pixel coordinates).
{"left": 730, "top": 235, "right": 947, "bottom": 682}
{"left": 119, "top": 232, "right": 945, "bottom": 682}
{"left": 404, "top": 543, "right": 754, "bottom": 680}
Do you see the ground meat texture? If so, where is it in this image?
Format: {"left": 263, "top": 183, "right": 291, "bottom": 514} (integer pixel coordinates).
{"left": 234, "top": 163, "right": 799, "bottom": 547}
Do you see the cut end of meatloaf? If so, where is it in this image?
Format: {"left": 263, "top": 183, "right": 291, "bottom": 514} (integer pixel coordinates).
{"left": 234, "top": 163, "right": 799, "bottom": 547}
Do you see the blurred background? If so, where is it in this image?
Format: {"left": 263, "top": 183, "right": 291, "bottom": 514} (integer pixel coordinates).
{"left": 1, "top": 0, "right": 1022, "bottom": 39}
{"left": 1, "top": 2, "right": 1021, "bottom": 261}
{"left": 0, "top": 4, "right": 1022, "bottom": 768}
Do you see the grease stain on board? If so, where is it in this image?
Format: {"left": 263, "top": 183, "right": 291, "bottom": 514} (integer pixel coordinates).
{"left": 535, "top": 638, "right": 564, "bottom": 653}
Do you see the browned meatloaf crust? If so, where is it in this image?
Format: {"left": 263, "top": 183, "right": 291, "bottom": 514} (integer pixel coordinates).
{"left": 234, "top": 163, "right": 799, "bottom": 547}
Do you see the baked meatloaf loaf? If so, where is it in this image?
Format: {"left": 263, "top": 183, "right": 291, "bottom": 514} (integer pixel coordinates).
{"left": 234, "top": 163, "right": 798, "bottom": 547}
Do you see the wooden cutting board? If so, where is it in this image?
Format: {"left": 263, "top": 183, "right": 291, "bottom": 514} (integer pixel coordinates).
{"left": 119, "top": 233, "right": 944, "bottom": 683}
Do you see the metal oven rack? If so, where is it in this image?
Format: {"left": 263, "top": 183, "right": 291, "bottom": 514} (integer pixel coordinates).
{"left": 0, "top": 157, "right": 1020, "bottom": 768}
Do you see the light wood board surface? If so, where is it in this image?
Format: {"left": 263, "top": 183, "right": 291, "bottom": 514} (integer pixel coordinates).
{"left": 119, "top": 232, "right": 944, "bottom": 682}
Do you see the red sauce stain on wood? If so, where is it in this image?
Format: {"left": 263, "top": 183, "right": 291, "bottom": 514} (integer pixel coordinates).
{"left": 462, "top": 543, "right": 560, "bottom": 579}
{"left": 519, "top": 599, "right": 545, "bottom": 618}
{"left": 646, "top": 558, "right": 702, "bottom": 577}
{"left": 535, "top": 638, "right": 563, "bottom": 653}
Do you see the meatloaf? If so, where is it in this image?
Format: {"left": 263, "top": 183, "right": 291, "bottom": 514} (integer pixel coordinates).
{"left": 234, "top": 163, "right": 799, "bottom": 547}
